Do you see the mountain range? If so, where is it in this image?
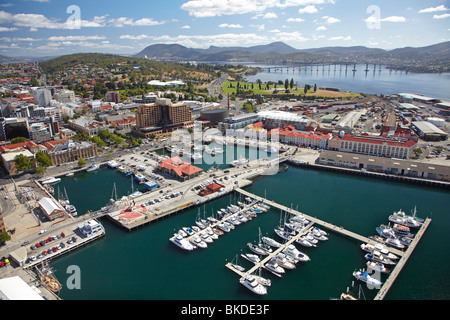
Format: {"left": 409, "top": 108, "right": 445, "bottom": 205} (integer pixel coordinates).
{"left": 135, "top": 41, "right": 450, "bottom": 72}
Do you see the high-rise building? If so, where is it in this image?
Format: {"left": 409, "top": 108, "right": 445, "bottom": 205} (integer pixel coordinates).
{"left": 32, "top": 88, "right": 52, "bottom": 107}
{"left": 105, "top": 91, "right": 120, "bottom": 103}
{"left": 134, "top": 98, "right": 193, "bottom": 137}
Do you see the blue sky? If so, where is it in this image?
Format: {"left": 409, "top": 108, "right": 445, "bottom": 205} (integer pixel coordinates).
{"left": 0, "top": 0, "right": 449, "bottom": 57}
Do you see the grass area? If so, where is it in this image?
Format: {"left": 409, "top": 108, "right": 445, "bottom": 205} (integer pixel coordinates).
{"left": 221, "top": 81, "right": 361, "bottom": 99}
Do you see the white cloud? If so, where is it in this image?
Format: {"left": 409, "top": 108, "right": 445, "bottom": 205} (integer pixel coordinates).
{"left": 287, "top": 18, "right": 305, "bottom": 22}
{"left": 181, "top": 25, "right": 191, "bottom": 29}
{"left": 316, "top": 26, "right": 326, "bottom": 31}
{"left": 364, "top": 15, "right": 406, "bottom": 23}
{"left": 322, "top": 16, "right": 340, "bottom": 24}
{"left": 120, "top": 34, "right": 150, "bottom": 40}
{"left": 274, "top": 31, "right": 308, "bottom": 42}
{"left": 180, "top": 0, "right": 335, "bottom": 18}
{"left": 433, "top": 13, "right": 450, "bottom": 19}
{"left": 419, "top": 5, "right": 449, "bottom": 13}
{"left": 298, "top": 5, "right": 318, "bottom": 14}
{"left": 0, "top": 26, "right": 17, "bottom": 31}
{"left": 218, "top": 23, "right": 243, "bottom": 28}
{"left": 328, "top": 35, "right": 351, "bottom": 41}
{"left": 263, "top": 12, "right": 278, "bottom": 19}
{"left": 148, "top": 33, "right": 269, "bottom": 48}
{"left": 48, "top": 35, "right": 106, "bottom": 41}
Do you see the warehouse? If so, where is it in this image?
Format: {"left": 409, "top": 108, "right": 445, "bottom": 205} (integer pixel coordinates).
{"left": 410, "top": 121, "right": 448, "bottom": 141}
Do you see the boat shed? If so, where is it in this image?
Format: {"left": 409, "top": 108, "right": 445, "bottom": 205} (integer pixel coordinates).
{"left": 0, "top": 276, "right": 44, "bottom": 300}
{"left": 38, "top": 197, "right": 64, "bottom": 221}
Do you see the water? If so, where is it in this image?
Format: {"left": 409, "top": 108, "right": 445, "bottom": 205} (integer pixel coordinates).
{"left": 244, "top": 64, "right": 450, "bottom": 101}
{"left": 50, "top": 160, "right": 449, "bottom": 300}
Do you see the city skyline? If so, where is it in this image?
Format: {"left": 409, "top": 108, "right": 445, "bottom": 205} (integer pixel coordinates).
{"left": 0, "top": 0, "right": 449, "bottom": 57}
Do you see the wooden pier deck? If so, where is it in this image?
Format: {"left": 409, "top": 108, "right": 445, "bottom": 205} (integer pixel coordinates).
{"left": 233, "top": 188, "right": 431, "bottom": 300}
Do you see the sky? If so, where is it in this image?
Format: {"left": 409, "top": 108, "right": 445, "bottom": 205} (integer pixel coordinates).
{"left": 0, "top": 0, "right": 449, "bottom": 57}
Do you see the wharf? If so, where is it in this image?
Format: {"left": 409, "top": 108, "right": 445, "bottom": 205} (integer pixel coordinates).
{"left": 226, "top": 222, "right": 315, "bottom": 279}
{"left": 233, "top": 188, "right": 431, "bottom": 299}
{"left": 235, "top": 188, "right": 405, "bottom": 257}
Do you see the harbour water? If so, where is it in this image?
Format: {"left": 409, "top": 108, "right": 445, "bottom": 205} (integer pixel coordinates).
{"left": 50, "top": 154, "right": 449, "bottom": 300}
{"left": 244, "top": 64, "right": 450, "bottom": 101}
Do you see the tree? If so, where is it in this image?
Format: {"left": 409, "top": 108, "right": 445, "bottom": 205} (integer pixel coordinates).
{"left": 314, "top": 83, "right": 317, "bottom": 92}
{"left": 14, "top": 154, "right": 32, "bottom": 172}
{"left": 78, "top": 158, "right": 87, "bottom": 167}
{"left": 284, "top": 79, "right": 289, "bottom": 91}
{"left": 36, "top": 166, "right": 46, "bottom": 175}
{"left": 413, "top": 148, "right": 423, "bottom": 158}
{"left": 290, "top": 78, "right": 294, "bottom": 90}
{"left": 35, "top": 152, "right": 52, "bottom": 168}
{"left": 0, "top": 231, "right": 11, "bottom": 244}
{"left": 11, "top": 137, "right": 27, "bottom": 144}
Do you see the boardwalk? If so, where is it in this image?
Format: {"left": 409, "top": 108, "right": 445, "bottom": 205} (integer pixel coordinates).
{"left": 233, "top": 188, "right": 431, "bottom": 300}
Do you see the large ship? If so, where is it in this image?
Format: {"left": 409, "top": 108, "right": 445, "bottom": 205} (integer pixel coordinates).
{"left": 36, "top": 261, "right": 62, "bottom": 294}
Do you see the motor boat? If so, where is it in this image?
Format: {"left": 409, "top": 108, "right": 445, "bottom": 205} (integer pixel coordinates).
{"left": 353, "top": 269, "right": 382, "bottom": 287}
{"left": 242, "top": 253, "right": 260, "bottom": 264}
{"left": 247, "top": 242, "right": 269, "bottom": 256}
{"left": 283, "top": 245, "right": 310, "bottom": 262}
{"left": 190, "top": 235, "right": 207, "bottom": 249}
{"left": 275, "top": 253, "right": 296, "bottom": 270}
{"left": 311, "top": 228, "right": 328, "bottom": 241}
{"left": 170, "top": 234, "right": 195, "bottom": 251}
{"left": 384, "top": 237, "right": 406, "bottom": 250}
{"left": 295, "top": 236, "right": 314, "bottom": 248}
{"left": 364, "top": 251, "right": 396, "bottom": 266}
{"left": 107, "top": 160, "right": 119, "bottom": 169}
{"left": 262, "top": 236, "right": 282, "bottom": 248}
{"left": 360, "top": 243, "right": 398, "bottom": 260}
{"left": 42, "top": 177, "right": 61, "bottom": 185}
{"left": 265, "top": 258, "right": 285, "bottom": 274}
{"left": 217, "top": 222, "right": 231, "bottom": 233}
{"left": 274, "top": 227, "right": 293, "bottom": 241}
{"left": 239, "top": 275, "right": 267, "bottom": 295}
{"left": 304, "top": 234, "right": 319, "bottom": 246}
{"left": 199, "top": 232, "right": 213, "bottom": 243}
{"left": 392, "top": 224, "right": 415, "bottom": 238}
{"left": 366, "top": 261, "right": 390, "bottom": 274}
{"left": 86, "top": 164, "right": 99, "bottom": 172}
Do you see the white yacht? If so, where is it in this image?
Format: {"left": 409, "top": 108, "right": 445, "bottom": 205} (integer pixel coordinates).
{"left": 304, "top": 234, "right": 319, "bottom": 246}
{"left": 200, "top": 231, "right": 213, "bottom": 243}
{"left": 361, "top": 243, "right": 398, "bottom": 260}
{"left": 366, "top": 261, "right": 390, "bottom": 274}
{"left": 191, "top": 153, "right": 203, "bottom": 160}
{"left": 353, "top": 270, "right": 382, "bottom": 287}
{"left": 296, "top": 236, "right": 314, "bottom": 248}
{"left": 107, "top": 160, "right": 119, "bottom": 169}
{"left": 134, "top": 174, "right": 146, "bottom": 183}
{"left": 274, "top": 227, "right": 293, "bottom": 241}
{"left": 86, "top": 164, "right": 99, "bottom": 172}
{"left": 230, "top": 157, "right": 249, "bottom": 167}
{"left": 265, "top": 258, "right": 285, "bottom": 274}
{"left": 42, "top": 177, "right": 61, "bottom": 185}
{"left": 217, "top": 222, "right": 231, "bottom": 233}
{"left": 65, "top": 204, "right": 77, "bottom": 217}
{"left": 283, "top": 245, "right": 310, "bottom": 262}
{"left": 275, "top": 253, "right": 296, "bottom": 270}
{"left": 242, "top": 253, "right": 260, "bottom": 264}
{"left": 247, "top": 242, "right": 269, "bottom": 256}
{"left": 170, "top": 234, "right": 195, "bottom": 251}
{"left": 310, "top": 228, "right": 328, "bottom": 241}
{"left": 239, "top": 276, "right": 267, "bottom": 295}
{"left": 190, "top": 235, "right": 207, "bottom": 249}
{"left": 262, "top": 236, "right": 282, "bottom": 248}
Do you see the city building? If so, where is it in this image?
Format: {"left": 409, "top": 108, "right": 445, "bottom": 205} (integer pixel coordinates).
{"left": 134, "top": 98, "right": 193, "bottom": 138}
{"left": 53, "top": 89, "right": 75, "bottom": 103}
{"left": 319, "top": 150, "right": 450, "bottom": 181}
{"left": 335, "top": 111, "right": 363, "bottom": 133}
{"left": 69, "top": 117, "right": 109, "bottom": 137}
{"left": 0, "top": 149, "right": 35, "bottom": 175}
{"left": 410, "top": 121, "right": 448, "bottom": 141}
{"left": 105, "top": 91, "right": 120, "bottom": 103}
{"left": 218, "top": 113, "right": 259, "bottom": 132}
{"left": 258, "top": 111, "right": 311, "bottom": 131}
{"left": 32, "top": 88, "right": 51, "bottom": 107}
{"left": 331, "top": 133, "right": 417, "bottom": 159}
{"left": 28, "top": 122, "right": 52, "bottom": 143}
{"left": 200, "top": 108, "right": 229, "bottom": 125}
{"left": 38, "top": 197, "right": 64, "bottom": 221}
{"left": 43, "top": 140, "right": 98, "bottom": 166}
{"left": 275, "top": 126, "right": 333, "bottom": 149}
{"left": 157, "top": 156, "right": 203, "bottom": 180}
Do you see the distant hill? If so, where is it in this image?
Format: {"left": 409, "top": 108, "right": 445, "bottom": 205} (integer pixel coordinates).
{"left": 134, "top": 41, "right": 450, "bottom": 72}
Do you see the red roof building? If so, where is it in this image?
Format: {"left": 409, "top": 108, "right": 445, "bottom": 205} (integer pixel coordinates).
{"left": 157, "top": 156, "right": 203, "bottom": 180}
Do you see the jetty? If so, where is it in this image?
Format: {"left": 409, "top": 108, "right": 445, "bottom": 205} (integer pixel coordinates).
{"left": 230, "top": 188, "right": 431, "bottom": 300}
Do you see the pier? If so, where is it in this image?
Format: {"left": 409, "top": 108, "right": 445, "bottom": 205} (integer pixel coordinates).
{"left": 230, "top": 188, "right": 431, "bottom": 299}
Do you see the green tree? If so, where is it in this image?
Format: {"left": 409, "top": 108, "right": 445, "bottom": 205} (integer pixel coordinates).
{"left": 314, "top": 83, "right": 317, "bottom": 92}
{"left": 0, "top": 231, "right": 11, "bottom": 244}
{"left": 14, "top": 154, "right": 32, "bottom": 172}
{"left": 35, "top": 152, "right": 52, "bottom": 168}
{"left": 35, "top": 166, "right": 46, "bottom": 175}
{"left": 284, "top": 79, "right": 289, "bottom": 91}
{"left": 290, "top": 78, "right": 294, "bottom": 90}
{"left": 78, "top": 158, "right": 87, "bottom": 167}
{"left": 11, "top": 137, "right": 27, "bottom": 144}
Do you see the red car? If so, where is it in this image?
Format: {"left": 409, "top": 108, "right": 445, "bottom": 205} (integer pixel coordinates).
{"left": 60, "top": 232, "right": 65, "bottom": 237}
{"left": 52, "top": 247, "right": 57, "bottom": 252}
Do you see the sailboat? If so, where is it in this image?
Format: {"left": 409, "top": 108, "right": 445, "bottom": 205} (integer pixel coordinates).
{"left": 36, "top": 262, "right": 62, "bottom": 293}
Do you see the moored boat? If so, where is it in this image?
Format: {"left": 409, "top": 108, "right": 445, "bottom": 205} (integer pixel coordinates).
{"left": 239, "top": 275, "right": 267, "bottom": 295}
{"left": 366, "top": 261, "right": 390, "bottom": 274}
{"left": 353, "top": 269, "right": 382, "bottom": 287}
